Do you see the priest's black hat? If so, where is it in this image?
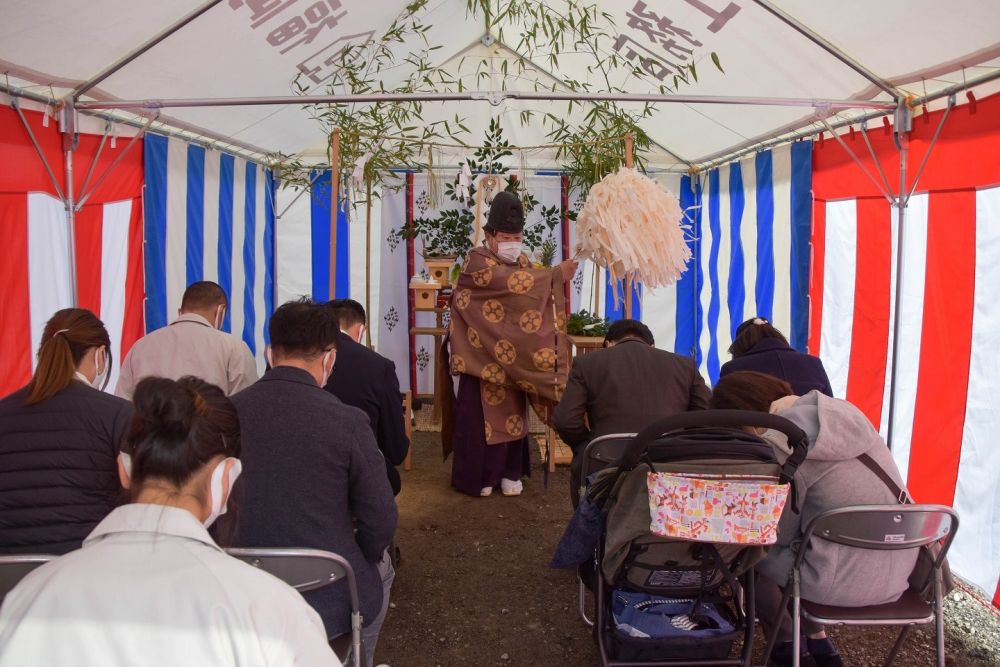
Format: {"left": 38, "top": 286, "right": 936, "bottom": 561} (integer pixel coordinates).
{"left": 484, "top": 190, "right": 525, "bottom": 234}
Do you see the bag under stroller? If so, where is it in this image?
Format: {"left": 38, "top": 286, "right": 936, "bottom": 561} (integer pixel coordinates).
{"left": 575, "top": 410, "right": 809, "bottom": 666}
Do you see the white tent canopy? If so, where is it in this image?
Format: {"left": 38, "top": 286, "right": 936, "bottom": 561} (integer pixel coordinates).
{"left": 3, "top": 0, "right": 998, "bottom": 169}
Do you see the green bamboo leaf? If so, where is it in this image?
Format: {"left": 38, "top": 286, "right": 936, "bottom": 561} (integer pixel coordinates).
{"left": 711, "top": 51, "right": 725, "bottom": 73}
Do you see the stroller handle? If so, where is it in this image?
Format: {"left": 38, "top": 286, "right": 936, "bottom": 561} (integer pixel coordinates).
{"left": 616, "top": 409, "right": 809, "bottom": 484}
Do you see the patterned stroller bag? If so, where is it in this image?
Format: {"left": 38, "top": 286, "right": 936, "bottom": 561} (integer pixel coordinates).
{"left": 589, "top": 410, "right": 809, "bottom": 667}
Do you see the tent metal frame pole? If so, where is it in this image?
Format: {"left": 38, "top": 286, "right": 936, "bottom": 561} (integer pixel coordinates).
{"left": 78, "top": 121, "right": 111, "bottom": 201}
{"left": 885, "top": 106, "right": 910, "bottom": 452}
{"left": 885, "top": 98, "right": 954, "bottom": 451}
{"left": 906, "top": 95, "right": 956, "bottom": 201}
{"left": 2, "top": 84, "right": 271, "bottom": 164}
{"left": 752, "top": 0, "right": 897, "bottom": 97}
{"left": 859, "top": 120, "right": 895, "bottom": 200}
{"left": 10, "top": 96, "right": 66, "bottom": 201}
{"left": 75, "top": 113, "right": 156, "bottom": 211}
{"left": 63, "top": 102, "right": 80, "bottom": 307}
{"left": 819, "top": 118, "right": 894, "bottom": 202}
{"left": 72, "top": 0, "right": 224, "bottom": 100}
{"left": 696, "top": 68, "right": 1000, "bottom": 170}
{"left": 74, "top": 92, "right": 898, "bottom": 111}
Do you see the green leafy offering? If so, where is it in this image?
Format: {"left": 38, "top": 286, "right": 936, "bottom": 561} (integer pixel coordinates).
{"left": 566, "top": 309, "right": 610, "bottom": 337}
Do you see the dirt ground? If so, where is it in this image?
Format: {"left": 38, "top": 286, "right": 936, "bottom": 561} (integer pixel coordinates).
{"left": 376, "top": 431, "right": 998, "bottom": 667}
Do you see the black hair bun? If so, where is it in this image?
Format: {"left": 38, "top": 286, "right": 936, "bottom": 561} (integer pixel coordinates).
{"left": 132, "top": 376, "right": 196, "bottom": 440}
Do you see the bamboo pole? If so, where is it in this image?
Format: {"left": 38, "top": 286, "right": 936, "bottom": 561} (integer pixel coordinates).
{"left": 624, "top": 134, "right": 634, "bottom": 319}
{"left": 365, "top": 178, "right": 373, "bottom": 349}
{"left": 328, "top": 128, "right": 341, "bottom": 300}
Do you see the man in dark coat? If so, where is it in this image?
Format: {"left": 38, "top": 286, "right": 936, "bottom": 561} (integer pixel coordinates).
{"left": 553, "top": 319, "right": 711, "bottom": 506}
{"left": 229, "top": 299, "right": 397, "bottom": 666}
{"left": 324, "top": 299, "right": 409, "bottom": 496}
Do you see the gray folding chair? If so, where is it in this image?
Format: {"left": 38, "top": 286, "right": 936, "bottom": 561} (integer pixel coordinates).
{"left": 226, "top": 547, "right": 362, "bottom": 667}
{"left": 0, "top": 554, "right": 54, "bottom": 603}
{"left": 761, "top": 504, "right": 959, "bottom": 667}
{"left": 575, "top": 433, "right": 637, "bottom": 628}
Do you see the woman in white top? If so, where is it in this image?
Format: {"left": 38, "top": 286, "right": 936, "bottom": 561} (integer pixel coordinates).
{"left": 0, "top": 376, "right": 339, "bottom": 667}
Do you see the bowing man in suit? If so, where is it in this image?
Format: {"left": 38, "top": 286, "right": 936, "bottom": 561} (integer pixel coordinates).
{"left": 323, "top": 299, "right": 409, "bottom": 496}
{"left": 553, "top": 319, "right": 711, "bottom": 507}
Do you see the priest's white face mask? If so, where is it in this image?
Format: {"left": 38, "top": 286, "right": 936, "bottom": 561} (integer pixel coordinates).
{"left": 488, "top": 232, "right": 524, "bottom": 264}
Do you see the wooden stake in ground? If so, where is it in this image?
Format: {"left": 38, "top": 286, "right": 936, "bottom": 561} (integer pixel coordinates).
{"left": 328, "top": 128, "right": 341, "bottom": 299}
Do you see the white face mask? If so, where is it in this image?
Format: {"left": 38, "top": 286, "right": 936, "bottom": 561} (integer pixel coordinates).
{"left": 92, "top": 347, "right": 109, "bottom": 390}
{"left": 213, "top": 305, "right": 226, "bottom": 330}
{"left": 496, "top": 241, "right": 522, "bottom": 263}
{"left": 117, "top": 453, "right": 243, "bottom": 528}
{"left": 319, "top": 349, "right": 336, "bottom": 387}
{"left": 204, "top": 457, "right": 242, "bottom": 528}
{"left": 355, "top": 325, "right": 366, "bottom": 345}
{"left": 77, "top": 347, "right": 109, "bottom": 389}
{"left": 119, "top": 451, "right": 133, "bottom": 478}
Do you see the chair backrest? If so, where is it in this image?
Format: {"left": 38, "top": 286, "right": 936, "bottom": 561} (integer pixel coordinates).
{"left": 803, "top": 505, "right": 959, "bottom": 556}
{"left": 581, "top": 433, "right": 636, "bottom": 480}
{"left": 0, "top": 555, "right": 54, "bottom": 603}
{"left": 225, "top": 548, "right": 360, "bottom": 608}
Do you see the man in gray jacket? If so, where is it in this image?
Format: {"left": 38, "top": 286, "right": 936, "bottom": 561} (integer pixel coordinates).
{"left": 230, "top": 299, "right": 397, "bottom": 667}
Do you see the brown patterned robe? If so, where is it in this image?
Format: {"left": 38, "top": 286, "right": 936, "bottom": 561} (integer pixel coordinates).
{"left": 447, "top": 245, "right": 571, "bottom": 445}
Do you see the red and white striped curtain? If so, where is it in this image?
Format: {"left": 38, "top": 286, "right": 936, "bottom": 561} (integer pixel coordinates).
{"left": 0, "top": 106, "right": 145, "bottom": 397}
{"left": 810, "top": 92, "right": 1000, "bottom": 606}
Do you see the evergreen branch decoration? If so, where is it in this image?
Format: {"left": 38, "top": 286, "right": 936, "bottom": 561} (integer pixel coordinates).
{"left": 395, "top": 119, "right": 561, "bottom": 260}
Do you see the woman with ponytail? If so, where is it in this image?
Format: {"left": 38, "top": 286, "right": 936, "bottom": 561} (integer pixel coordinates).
{"left": 0, "top": 308, "right": 132, "bottom": 554}
{"left": 0, "top": 377, "right": 339, "bottom": 666}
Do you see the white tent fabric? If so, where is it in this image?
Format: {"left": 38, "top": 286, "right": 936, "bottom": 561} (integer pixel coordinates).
{"left": 2, "top": 0, "right": 998, "bottom": 167}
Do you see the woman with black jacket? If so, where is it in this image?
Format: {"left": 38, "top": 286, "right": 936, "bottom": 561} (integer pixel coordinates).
{"left": 0, "top": 308, "right": 132, "bottom": 554}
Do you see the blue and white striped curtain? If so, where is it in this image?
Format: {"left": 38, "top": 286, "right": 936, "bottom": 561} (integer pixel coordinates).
{"left": 143, "top": 133, "right": 276, "bottom": 371}
{"left": 272, "top": 171, "right": 351, "bottom": 309}
{"left": 645, "top": 141, "right": 812, "bottom": 384}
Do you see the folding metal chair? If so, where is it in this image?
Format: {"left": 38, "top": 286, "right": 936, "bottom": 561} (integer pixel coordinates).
{"left": 761, "top": 504, "right": 959, "bottom": 667}
{"left": 575, "top": 433, "right": 637, "bottom": 628}
{"left": 0, "top": 554, "right": 54, "bottom": 603}
{"left": 226, "top": 547, "right": 363, "bottom": 667}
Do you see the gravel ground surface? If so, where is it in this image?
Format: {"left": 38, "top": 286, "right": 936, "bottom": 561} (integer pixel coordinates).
{"left": 376, "top": 431, "right": 999, "bottom": 666}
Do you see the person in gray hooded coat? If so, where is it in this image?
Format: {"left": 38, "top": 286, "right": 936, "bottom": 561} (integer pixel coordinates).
{"left": 711, "top": 371, "right": 917, "bottom": 667}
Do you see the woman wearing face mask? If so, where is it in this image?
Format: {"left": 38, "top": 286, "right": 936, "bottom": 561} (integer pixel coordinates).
{"left": 0, "top": 376, "right": 339, "bottom": 666}
{"left": 0, "top": 308, "right": 132, "bottom": 555}
{"left": 443, "top": 190, "right": 578, "bottom": 497}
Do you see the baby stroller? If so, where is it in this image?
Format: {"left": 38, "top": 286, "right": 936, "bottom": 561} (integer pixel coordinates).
{"left": 578, "top": 410, "right": 809, "bottom": 666}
